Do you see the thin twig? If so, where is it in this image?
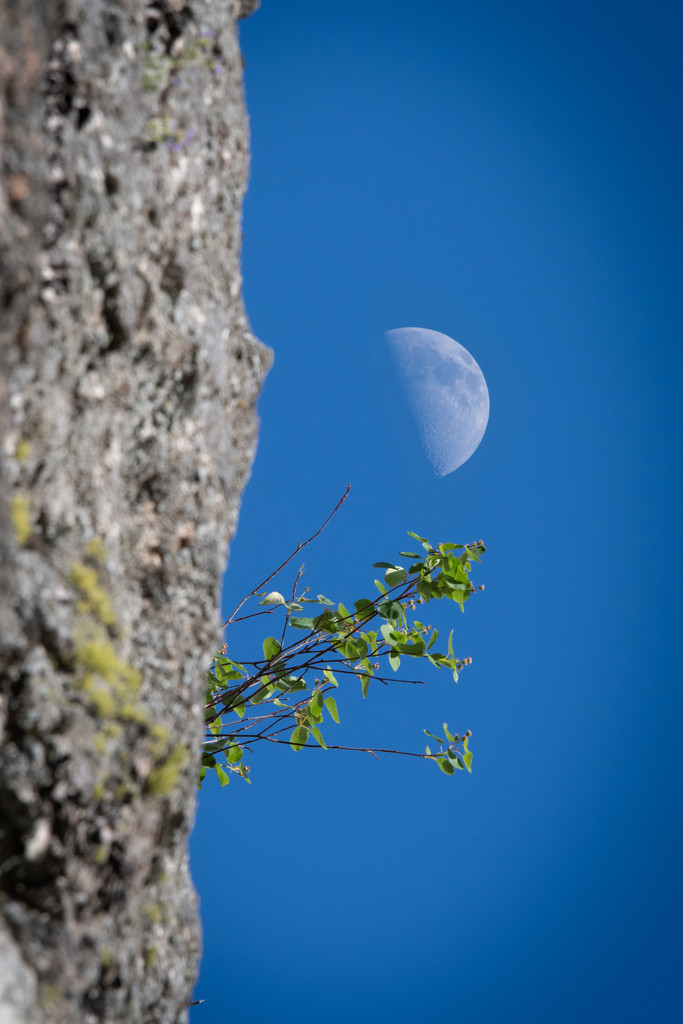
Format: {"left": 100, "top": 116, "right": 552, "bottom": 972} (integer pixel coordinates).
{"left": 280, "top": 563, "right": 305, "bottom": 647}
{"left": 236, "top": 734, "right": 448, "bottom": 760}
{"left": 223, "top": 485, "right": 351, "bottom": 628}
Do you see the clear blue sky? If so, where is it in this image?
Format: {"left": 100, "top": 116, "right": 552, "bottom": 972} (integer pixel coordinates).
{"left": 190, "top": 2, "right": 683, "bottom": 1021}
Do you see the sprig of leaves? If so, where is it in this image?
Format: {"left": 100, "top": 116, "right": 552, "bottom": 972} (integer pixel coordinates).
{"left": 201, "top": 492, "right": 485, "bottom": 787}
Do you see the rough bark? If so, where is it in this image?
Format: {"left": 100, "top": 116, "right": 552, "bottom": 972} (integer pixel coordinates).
{"left": 0, "top": 1, "right": 269, "bottom": 1021}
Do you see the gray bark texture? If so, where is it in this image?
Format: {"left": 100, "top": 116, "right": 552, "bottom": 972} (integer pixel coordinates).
{"left": 0, "top": 0, "right": 269, "bottom": 1020}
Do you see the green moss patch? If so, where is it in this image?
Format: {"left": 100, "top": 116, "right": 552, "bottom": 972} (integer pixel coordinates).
{"left": 10, "top": 492, "right": 31, "bottom": 544}
{"left": 147, "top": 744, "right": 188, "bottom": 796}
{"left": 69, "top": 562, "right": 117, "bottom": 626}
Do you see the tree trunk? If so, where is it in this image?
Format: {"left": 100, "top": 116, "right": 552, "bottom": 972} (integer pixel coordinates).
{"left": 0, "top": 1, "right": 268, "bottom": 1020}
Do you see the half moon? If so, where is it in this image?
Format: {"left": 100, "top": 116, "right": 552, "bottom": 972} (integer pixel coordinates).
{"left": 385, "top": 327, "right": 490, "bottom": 476}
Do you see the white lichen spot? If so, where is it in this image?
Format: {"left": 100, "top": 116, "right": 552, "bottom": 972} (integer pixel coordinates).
{"left": 190, "top": 194, "right": 205, "bottom": 232}
{"left": 169, "top": 156, "right": 189, "bottom": 193}
{"left": 190, "top": 304, "right": 206, "bottom": 328}
{"left": 79, "top": 373, "right": 106, "bottom": 402}
{"left": 25, "top": 818, "right": 52, "bottom": 862}
{"left": 104, "top": 435, "right": 122, "bottom": 471}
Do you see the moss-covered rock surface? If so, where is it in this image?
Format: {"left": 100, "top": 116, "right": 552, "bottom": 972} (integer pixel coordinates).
{"left": 0, "top": 1, "right": 269, "bottom": 1020}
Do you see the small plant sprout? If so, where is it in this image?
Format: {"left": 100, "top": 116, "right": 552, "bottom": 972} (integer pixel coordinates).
{"left": 201, "top": 486, "right": 485, "bottom": 787}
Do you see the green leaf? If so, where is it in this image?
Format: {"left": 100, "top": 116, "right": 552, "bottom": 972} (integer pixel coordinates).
{"left": 263, "top": 636, "right": 282, "bottom": 660}
{"left": 361, "top": 675, "right": 370, "bottom": 699}
{"left": 425, "top": 745, "right": 432, "bottom": 755}
{"left": 324, "top": 696, "right": 340, "bottom": 723}
{"left": 388, "top": 650, "right": 400, "bottom": 671}
{"left": 364, "top": 630, "right": 379, "bottom": 655}
{"left": 424, "top": 729, "right": 442, "bottom": 743}
{"left": 305, "top": 698, "right": 323, "bottom": 725}
{"left": 437, "top": 757, "right": 455, "bottom": 775}
{"left": 310, "top": 726, "right": 327, "bottom": 749}
{"left": 443, "top": 722, "right": 454, "bottom": 742}
{"left": 354, "top": 598, "right": 376, "bottom": 619}
{"left": 446, "top": 749, "right": 465, "bottom": 770}
{"left": 309, "top": 690, "right": 324, "bottom": 715}
{"left": 315, "top": 609, "right": 342, "bottom": 633}
{"left": 461, "top": 736, "right": 473, "bottom": 772}
{"left": 384, "top": 566, "right": 407, "bottom": 587}
{"left": 355, "top": 638, "right": 369, "bottom": 658}
{"left": 374, "top": 579, "right": 387, "bottom": 595}
{"left": 232, "top": 701, "right": 246, "bottom": 719}
{"left": 416, "top": 579, "right": 436, "bottom": 601}
{"left": 317, "top": 594, "right": 335, "bottom": 605}
{"left": 277, "top": 675, "right": 307, "bottom": 692}
{"left": 407, "top": 531, "right": 430, "bottom": 545}
{"left": 202, "top": 739, "right": 229, "bottom": 755}
{"left": 214, "top": 658, "right": 245, "bottom": 683}
{"left": 323, "top": 669, "right": 338, "bottom": 687}
{"left": 215, "top": 765, "right": 230, "bottom": 786}
{"left": 394, "top": 640, "right": 425, "bottom": 656}
{"left": 427, "top": 628, "right": 439, "bottom": 650}
{"left": 342, "top": 639, "right": 360, "bottom": 659}
{"left": 215, "top": 666, "right": 244, "bottom": 684}
{"left": 398, "top": 551, "right": 420, "bottom": 559}
{"left": 444, "top": 579, "right": 469, "bottom": 595}
{"left": 289, "top": 615, "right": 317, "bottom": 630}
{"left": 250, "top": 682, "right": 273, "bottom": 705}
{"left": 205, "top": 674, "right": 220, "bottom": 697}
{"left": 377, "top": 600, "right": 404, "bottom": 621}
{"left": 290, "top": 725, "right": 309, "bottom": 751}
{"left": 227, "top": 745, "right": 243, "bottom": 764}
{"left": 372, "top": 561, "right": 396, "bottom": 569}
{"left": 380, "top": 621, "right": 397, "bottom": 643}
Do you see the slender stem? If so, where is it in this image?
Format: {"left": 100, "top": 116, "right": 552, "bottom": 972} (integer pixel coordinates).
{"left": 230, "top": 734, "right": 450, "bottom": 760}
{"left": 223, "top": 485, "right": 350, "bottom": 628}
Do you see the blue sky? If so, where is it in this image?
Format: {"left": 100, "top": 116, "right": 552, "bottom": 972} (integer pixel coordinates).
{"left": 190, "top": 2, "right": 683, "bottom": 1021}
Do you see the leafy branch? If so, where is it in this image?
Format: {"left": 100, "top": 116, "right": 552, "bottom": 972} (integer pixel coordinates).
{"left": 201, "top": 490, "right": 485, "bottom": 787}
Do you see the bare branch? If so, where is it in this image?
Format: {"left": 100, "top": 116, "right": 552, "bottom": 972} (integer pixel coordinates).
{"left": 223, "top": 485, "right": 351, "bottom": 628}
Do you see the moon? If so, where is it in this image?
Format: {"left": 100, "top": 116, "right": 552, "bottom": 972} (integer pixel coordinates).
{"left": 385, "top": 327, "right": 490, "bottom": 476}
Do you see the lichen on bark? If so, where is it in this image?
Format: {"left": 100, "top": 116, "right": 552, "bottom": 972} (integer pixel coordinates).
{"left": 0, "top": 1, "right": 269, "bottom": 1020}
